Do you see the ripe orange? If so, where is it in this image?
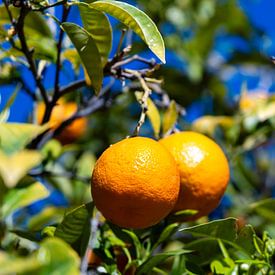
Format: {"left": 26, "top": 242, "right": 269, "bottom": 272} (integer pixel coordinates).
{"left": 91, "top": 137, "right": 180, "bottom": 229}
{"left": 160, "top": 131, "right": 230, "bottom": 219}
{"left": 37, "top": 100, "right": 87, "bottom": 144}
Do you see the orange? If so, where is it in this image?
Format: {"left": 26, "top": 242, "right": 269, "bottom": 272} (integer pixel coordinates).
{"left": 91, "top": 137, "right": 180, "bottom": 229}
{"left": 37, "top": 100, "right": 87, "bottom": 144}
{"left": 160, "top": 131, "right": 230, "bottom": 219}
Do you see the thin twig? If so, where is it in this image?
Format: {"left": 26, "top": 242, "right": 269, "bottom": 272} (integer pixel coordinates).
{"left": 32, "top": 0, "right": 67, "bottom": 11}
{"left": 127, "top": 70, "right": 152, "bottom": 136}
{"left": 59, "top": 79, "right": 86, "bottom": 97}
{"left": 116, "top": 29, "right": 127, "bottom": 56}
{"left": 111, "top": 55, "right": 156, "bottom": 70}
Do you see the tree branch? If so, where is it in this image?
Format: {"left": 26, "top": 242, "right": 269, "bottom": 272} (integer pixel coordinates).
{"left": 16, "top": 8, "right": 49, "bottom": 105}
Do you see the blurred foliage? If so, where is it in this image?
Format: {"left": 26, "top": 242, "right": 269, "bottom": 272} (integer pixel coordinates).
{"left": 0, "top": 0, "right": 275, "bottom": 274}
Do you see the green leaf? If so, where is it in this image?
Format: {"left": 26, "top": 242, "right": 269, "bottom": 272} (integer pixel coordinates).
{"left": 0, "top": 123, "right": 49, "bottom": 155}
{"left": 0, "top": 252, "right": 41, "bottom": 275}
{"left": 250, "top": 198, "right": 275, "bottom": 221}
{"left": 122, "top": 229, "right": 142, "bottom": 259}
{"left": 135, "top": 92, "right": 161, "bottom": 138}
{"left": 0, "top": 150, "right": 43, "bottom": 188}
{"left": 152, "top": 223, "right": 180, "bottom": 250}
{"left": 180, "top": 218, "right": 237, "bottom": 242}
{"left": 55, "top": 202, "right": 93, "bottom": 244}
{"left": 2, "top": 182, "right": 49, "bottom": 218}
{"left": 37, "top": 237, "right": 80, "bottom": 274}
{"left": 28, "top": 207, "right": 64, "bottom": 231}
{"left": 61, "top": 22, "right": 103, "bottom": 94}
{"left": 78, "top": 1, "right": 112, "bottom": 65}
{"left": 236, "top": 225, "right": 256, "bottom": 255}
{"left": 162, "top": 100, "right": 178, "bottom": 135}
{"left": 136, "top": 250, "right": 191, "bottom": 275}
{"left": 90, "top": 0, "right": 165, "bottom": 63}
{"left": 147, "top": 98, "right": 161, "bottom": 138}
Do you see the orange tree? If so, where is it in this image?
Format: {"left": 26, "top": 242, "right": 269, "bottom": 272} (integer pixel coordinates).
{"left": 0, "top": 0, "right": 275, "bottom": 274}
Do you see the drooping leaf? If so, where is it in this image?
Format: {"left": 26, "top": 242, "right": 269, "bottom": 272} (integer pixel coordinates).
{"left": 180, "top": 218, "right": 237, "bottom": 242}
{"left": 90, "top": 0, "right": 165, "bottom": 63}
{"left": 0, "top": 150, "right": 43, "bottom": 188}
{"left": 61, "top": 22, "right": 103, "bottom": 94}
{"left": 162, "top": 100, "right": 178, "bottom": 135}
{"left": 78, "top": 1, "right": 112, "bottom": 65}
{"left": 135, "top": 92, "right": 161, "bottom": 138}
{"left": 55, "top": 202, "right": 93, "bottom": 244}
{"left": 0, "top": 123, "right": 49, "bottom": 155}
{"left": 136, "top": 250, "right": 191, "bottom": 275}
{"left": 2, "top": 182, "right": 49, "bottom": 218}
{"left": 147, "top": 98, "right": 161, "bottom": 138}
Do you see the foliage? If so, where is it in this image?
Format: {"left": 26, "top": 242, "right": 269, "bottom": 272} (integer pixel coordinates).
{"left": 0, "top": 0, "right": 275, "bottom": 274}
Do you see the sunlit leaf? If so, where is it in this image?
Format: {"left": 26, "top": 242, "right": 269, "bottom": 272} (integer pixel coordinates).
{"left": 162, "top": 100, "right": 177, "bottom": 135}
{"left": 2, "top": 182, "right": 49, "bottom": 218}
{"left": 0, "top": 252, "right": 41, "bottom": 274}
{"left": 61, "top": 22, "right": 103, "bottom": 94}
{"left": 78, "top": 1, "right": 112, "bottom": 65}
{"left": 0, "top": 123, "right": 49, "bottom": 155}
{"left": 28, "top": 207, "right": 64, "bottom": 231}
{"left": 0, "top": 150, "right": 42, "bottom": 188}
{"left": 37, "top": 237, "right": 80, "bottom": 274}
{"left": 90, "top": 0, "right": 165, "bottom": 63}
{"left": 135, "top": 92, "right": 161, "bottom": 138}
{"left": 192, "top": 116, "right": 234, "bottom": 136}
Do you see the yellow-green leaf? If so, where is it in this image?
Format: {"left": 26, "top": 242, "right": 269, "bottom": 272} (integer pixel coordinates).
{"left": 78, "top": 1, "right": 112, "bottom": 65}
{"left": 0, "top": 123, "right": 49, "bottom": 155}
{"left": 90, "top": 0, "right": 165, "bottom": 63}
{"left": 192, "top": 116, "right": 234, "bottom": 135}
{"left": 2, "top": 182, "right": 49, "bottom": 218}
{"left": 0, "top": 150, "right": 42, "bottom": 188}
{"left": 162, "top": 100, "right": 178, "bottom": 135}
{"left": 135, "top": 92, "right": 161, "bottom": 138}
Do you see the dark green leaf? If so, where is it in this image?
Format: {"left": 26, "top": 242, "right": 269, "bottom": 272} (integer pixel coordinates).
{"left": 78, "top": 1, "right": 112, "bottom": 65}
{"left": 55, "top": 202, "right": 93, "bottom": 244}
{"left": 250, "top": 198, "right": 275, "bottom": 222}
{"left": 90, "top": 0, "right": 165, "bottom": 63}
{"left": 236, "top": 225, "right": 256, "bottom": 255}
{"left": 136, "top": 250, "right": 191, "bottom": 275}
{"left": 61, "top": 22, "right": 103, "bottom": 94}
{"left": 152, "top": 223, "right": 179, "bottom": 250}
{"left": 180, "top": 218, "right": 237, "bottom": 242}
